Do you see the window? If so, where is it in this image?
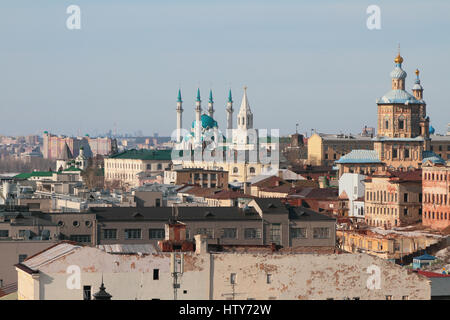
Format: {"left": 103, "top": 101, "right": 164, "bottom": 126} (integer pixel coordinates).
{"left": 69, "top": 235, "right": 91, "bottom": 243}
{"left": 269, "top": 224, "right": 281, "bottom": 245}
{"left": 244, "top": 228, "right": 261, "bottom": 239}
{"left": 403, "top": 208, "right": 408, "bottom": 216}
{"left": 398, "top": 118, "right": 404, "bottom": 130}
{"left": 196, "top": 228, "right": 214, "bottom": 239}
{"left": 153, "top": 269, "right": 159, "bottom": 280}
{"left": 313, "top": 227, "right": 330, "bottom": 239}
{"left": 230, "top": 273, "right": 236, "bottom": 284}
{"left": 146, "top": 164, "right": 151, "bottom": 170}
{"left": 249, "top": 167, "right": 255, "bottom": 174}
{"left": 157, "top": 164, "right": 162, "bottom": 170}
{"left": 266, "top": 274, "right": 272, "bottom": 284}
{"left": 73, "top": 220, "right": 80, "bottom": 227}
{"left": 149, "top": 228, "right": 165, "bottom": 239}
{"left": 221, "top": 228, "right": 237, "bottom": 239}
{"left": 155, "top": 198, "right": 161, "bottom": 207}
{"left": 125, "top": 229, "right": 141, "bottom": 239}
{"left": 291, "top": 228, "right": 307, "bottom": 239}
{"left": 233, "top": 167, "right": 238, "bottom": 174}
{"left": 83, "top": 285, "right": 91, "bottom": 300}
{"left": 102, "top": 229, "right": 117, "bottom": 240}
{"left": 385, "top": 295, "right": 392, "bottom": 300}
{"left": 402, "top": 296, "right": 408, "bottom": 300}
{"left": 404, "top": 148, "right": 410, "bottom": 159}
{"left": 18, "top": 254, "right": 27, "bottom": 263}
{"left": 403, "top": 193, "right": 408, "bottom": 202}
{"left": 0, "top": 230, "right": 10, "bottom": 237}
{"left": 392, "top": 149, "right": 398, "bottom": 158}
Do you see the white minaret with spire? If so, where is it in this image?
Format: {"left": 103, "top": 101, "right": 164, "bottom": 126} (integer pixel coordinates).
{"left": 176, "top": 89, "right": 183, "bottom": 143}
{"left": 195, "top": 88, "right": 202, "bottom": 145}
{"left": 226, "top": 89, "right": 233, "bottom": 130}
{"left": 207, "top": 89, "right": 214, "bottom": 118}
{"left": 237, "top": 86, "right": 253, "bottom": 130}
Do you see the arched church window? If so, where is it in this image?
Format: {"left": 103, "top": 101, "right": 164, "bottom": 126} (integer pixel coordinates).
{"left": 398, "top": 115, "right": 405, "bottom": 130}
{"left": 384, "top": 116, "right": 390, "bottom": 130}
{"left": 249, "top": 167, "right": 255, "bottom": 174}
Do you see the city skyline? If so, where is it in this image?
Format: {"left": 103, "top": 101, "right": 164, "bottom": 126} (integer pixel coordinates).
{"left": 1, "top": 1, "right": 449, "bottom": 137}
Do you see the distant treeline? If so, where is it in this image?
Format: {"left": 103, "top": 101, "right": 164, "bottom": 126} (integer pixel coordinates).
{"left": 0, "top": 156, "right": 56, "bottom": 173}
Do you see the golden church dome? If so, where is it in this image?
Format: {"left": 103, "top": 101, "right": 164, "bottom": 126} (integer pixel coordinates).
{"left": 394, "top": 53, "right": 403, "bottom": 64}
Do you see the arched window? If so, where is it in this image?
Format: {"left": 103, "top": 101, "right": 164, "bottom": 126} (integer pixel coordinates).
{"left": 146, "top": 164, "right": 151, "bottom": 170}
{"left": 249, "top": 167, "right": 255, "bottom": 174}
{"left": 398, "top": 115, "right": 405, "bottom": 130}
{"left": 233, "top": 167, "right": 238, "bottom": 174}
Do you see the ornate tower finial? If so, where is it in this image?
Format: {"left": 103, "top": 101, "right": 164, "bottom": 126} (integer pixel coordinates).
{"left": 177, "top": 89, "right": 182, "bottom": 103}
{"left": 209, "top": 89, "right": 213, "bottom": 103}
{"left": 394, "top": 43, "right": 403, "bottom": 65}
{"left": 196, "top": 88, "right": 201, "bottom": 102}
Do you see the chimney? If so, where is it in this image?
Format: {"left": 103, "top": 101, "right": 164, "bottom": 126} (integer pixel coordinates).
{"left": 195, "top": 234, "right": 208, "bottom": 254}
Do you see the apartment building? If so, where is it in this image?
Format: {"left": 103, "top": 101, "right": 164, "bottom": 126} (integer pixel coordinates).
{"left": 422, "top": 161, "right": 450, "bottom": 230}
{"left": 364, "top": 170, "right": 422, "bottom": 228}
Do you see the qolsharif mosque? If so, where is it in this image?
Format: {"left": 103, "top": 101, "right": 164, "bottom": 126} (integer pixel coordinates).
{"left": 172, "top": 86, "right": 279, "bottom": 184}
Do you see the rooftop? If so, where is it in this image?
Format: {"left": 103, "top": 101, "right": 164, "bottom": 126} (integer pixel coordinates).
{"left": 335, "top": 149, "right": 382, "bottom": 164}
{"left": 109, "top": 149, "right": 172, "bottom": 161}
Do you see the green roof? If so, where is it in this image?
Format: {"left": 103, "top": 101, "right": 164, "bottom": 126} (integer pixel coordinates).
{"left": 14, "top": 171, "right": 53, "bottom": 179}
{"left": 109, "top": 149, "right": 173, "bottom": 161}
{"left": 63, "top": 166, "right": 82, "bottom": 172}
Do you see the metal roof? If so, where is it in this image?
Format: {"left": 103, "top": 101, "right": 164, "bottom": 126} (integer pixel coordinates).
{"left": 21, "top": 242, "right": 81, "bottom": 271}
{"left": 377, "top": 89, "right": 423, "bottom": 105}
{"left": 97, "top": 244, "right": 159, "bottom": 254}
{"left": 335, "top": 150, "right": 382, "bottom": 164}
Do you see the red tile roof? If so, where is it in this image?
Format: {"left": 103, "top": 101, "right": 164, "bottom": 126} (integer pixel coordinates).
{"left": 416, "top": 270, "right": 450, "bottom": 278}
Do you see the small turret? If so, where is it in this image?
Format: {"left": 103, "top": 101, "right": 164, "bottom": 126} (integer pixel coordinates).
{"left": 390, "top": 50, "right": 407, "bottom": 90}
{"left": 412, "top": 69, "right": 424, "bottom": 100}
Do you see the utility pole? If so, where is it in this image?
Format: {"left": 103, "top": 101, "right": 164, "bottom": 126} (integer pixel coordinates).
{"left": 171, "top": 252, "right": 184, "bottom": 300}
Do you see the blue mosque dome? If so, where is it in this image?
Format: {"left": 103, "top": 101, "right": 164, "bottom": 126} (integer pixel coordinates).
{"left": 429, "top": 125, "right": 435, "bottom": 135}
{"left": 191, "top": 114, "right": 218, "bottom": 130}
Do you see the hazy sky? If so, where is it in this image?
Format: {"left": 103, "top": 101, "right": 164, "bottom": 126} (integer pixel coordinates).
{"left": 1, "top": 0, "right": 449, "bottom": 137}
